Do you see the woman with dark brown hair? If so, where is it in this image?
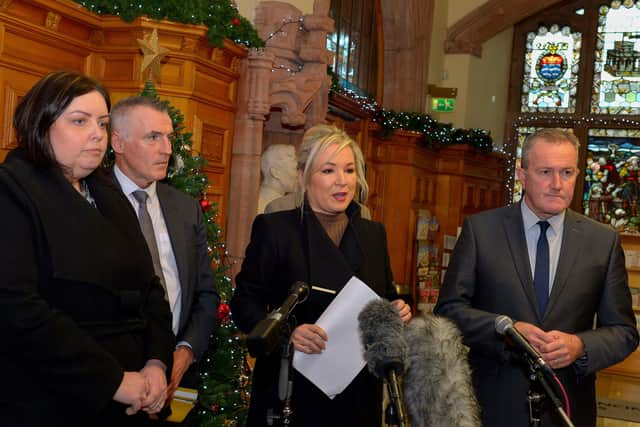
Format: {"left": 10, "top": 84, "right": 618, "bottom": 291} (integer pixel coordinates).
{"left": 0, "top": 71, "right": 175, "bottom": 426}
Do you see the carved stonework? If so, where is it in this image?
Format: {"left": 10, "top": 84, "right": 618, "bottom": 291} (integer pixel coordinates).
{"left": 45, "top": 11, "right": 61, "bottom": 31}
{"left": 246, "top": 48, "right": 275, "bottom": 120}
{"left": 251, "top": 0, "right": 334, "bottom": 128}
{"left": 227, "top": 0, "right": 335, "bottom": 281}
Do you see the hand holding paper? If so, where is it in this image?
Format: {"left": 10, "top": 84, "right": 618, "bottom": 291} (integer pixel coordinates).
{"left": 291, "top": 324, "right": 328, "bottom": 354}
{"left": 292, "top": 276, "right": 380, "bottom": 398}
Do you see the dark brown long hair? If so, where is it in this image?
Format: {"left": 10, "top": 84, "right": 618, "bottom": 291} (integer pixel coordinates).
{"left": 13, "top": 71, "right": 110, "bottom": 169}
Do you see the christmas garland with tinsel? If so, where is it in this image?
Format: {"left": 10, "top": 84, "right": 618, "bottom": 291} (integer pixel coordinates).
{"left": 74, "top": 0, "right": 265, "bottom": 48}
{"left": 372, "top": 110, "right": 493, "bottom": 153}
{"left": 328, "top": 68, "right": 493, "bottom": 153}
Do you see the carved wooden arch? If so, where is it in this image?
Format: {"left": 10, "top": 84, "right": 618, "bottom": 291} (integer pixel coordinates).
{"left": 445, "top": 0, "right": 564, "bottom": 57}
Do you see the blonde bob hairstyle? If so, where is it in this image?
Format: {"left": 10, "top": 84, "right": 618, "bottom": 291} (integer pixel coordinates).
{"left": 295, "top": 124, "right": 369, "bottom": 208}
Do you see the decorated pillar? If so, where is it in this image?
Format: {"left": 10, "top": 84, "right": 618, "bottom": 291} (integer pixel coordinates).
{"left": 226, "top": 0, "right": 334, "bottom": 279}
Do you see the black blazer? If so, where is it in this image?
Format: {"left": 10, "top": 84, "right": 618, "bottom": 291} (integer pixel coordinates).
{"left": 231, "top": 202, "right": 397, "bottom": 427}
{"left": 0, "top": 149, "right": 175, "bottom": 427}
{"left": 435, "top": 202, "right": 639, "bottom": 427}
{"left": 154, "top": 182, "right": 219, "bottom": 362}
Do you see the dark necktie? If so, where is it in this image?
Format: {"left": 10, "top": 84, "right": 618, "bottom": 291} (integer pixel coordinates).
{"left": 132, "top": 190, "right": 167, "bottom": 298}
{"left": 534, "top": 221, "right": 550, "bottom": 315}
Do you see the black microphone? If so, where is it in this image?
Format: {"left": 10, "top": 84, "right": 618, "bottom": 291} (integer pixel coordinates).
{"left": 247, "top": 282, "right": 309, "bottom": 358}
{"left": 495, "top": 315, "right": 556, "bottom": 378}
{"left": 358, "top": 299, "right": 408, "bottom": 427}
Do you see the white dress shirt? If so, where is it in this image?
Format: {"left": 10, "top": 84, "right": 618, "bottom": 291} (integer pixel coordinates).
{"left": 114, "top": 165, "right": 182, "bottom": 335}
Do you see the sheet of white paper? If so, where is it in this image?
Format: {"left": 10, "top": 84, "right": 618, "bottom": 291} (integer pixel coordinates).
{"left": 292, "top": 276, "right": 380, "bottom": 398}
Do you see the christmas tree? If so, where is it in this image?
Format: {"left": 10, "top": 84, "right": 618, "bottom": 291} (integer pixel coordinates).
{"left": 138, "top": 80, "right": 250, "bottom": 426}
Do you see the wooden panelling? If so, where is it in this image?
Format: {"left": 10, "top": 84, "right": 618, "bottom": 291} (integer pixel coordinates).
{"left": 363, "top": 128, "right": 506, "bottom": 298}
{"left": 2, "top": 30, "right": 88, "bottom": 70}
{"left": 201, "top": 124, "right": 227, "bottom": 165}
{"left": 192, "top": 98, "right": 236, "bottom": 228}
{"left": 0, "top": 0, "right": 246, "bottom": 225}
{"left": 160, "top": 59, "right": 186, "bottom": 87}
{"left": 0, "top": 70, "right": 40, "bottom": 162}
{"left": 1, "top": 81, "right": 19, "bottom": 152}
{"left": 101, "top": 28, "right": 142, "bottom": 47}
{"left": 194, "top": 69, "right": 234, "bottom": 108}
{"left": 101, "top": 57, "right": 136, "bottom": 81}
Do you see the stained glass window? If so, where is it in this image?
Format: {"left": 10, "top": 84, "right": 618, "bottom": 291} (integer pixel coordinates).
{"left": 591, "top": 1, "right": 640, "bottom": 114}
{"left": 521, "top": 25, "right": 581, "bottom": 113}
{"left": 511, "top": 127, "right": 537, "bottom": 203}
{"left": 583, "top": 129, "right": 640, "bottom": 232}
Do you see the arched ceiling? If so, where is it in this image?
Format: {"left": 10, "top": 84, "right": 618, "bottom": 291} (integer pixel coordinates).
{"left": 445, "top": 0, "right": 564, "bottom": 57}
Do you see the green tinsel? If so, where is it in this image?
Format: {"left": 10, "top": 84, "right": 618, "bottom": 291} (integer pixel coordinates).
{"left": 372, "top": 109, "right": 493, "bottom": 153}
{"left": 74, "top": 0, "right": 265, "bottom": 48}
{"left": 328, "top": 66, "right": 340, "bottom": 94}
{"left": 328, "top": 67, "right": 493, "bottom": 152}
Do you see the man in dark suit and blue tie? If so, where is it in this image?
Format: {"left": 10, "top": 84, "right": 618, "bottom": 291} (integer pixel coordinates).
{"left": 435, "top": 128, "right": 638, "bottom": 426}
{"left": 110, "top": 96, "right": 220, "bottom": 413}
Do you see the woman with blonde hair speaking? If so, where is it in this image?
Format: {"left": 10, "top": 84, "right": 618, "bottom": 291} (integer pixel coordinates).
{"left": 232, "top": 124, "right": 411, "bottom": 426}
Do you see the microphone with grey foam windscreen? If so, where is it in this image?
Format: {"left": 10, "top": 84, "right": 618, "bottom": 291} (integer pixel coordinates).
{"left": 358, "top": 299, "right": 409, "bottom": 427}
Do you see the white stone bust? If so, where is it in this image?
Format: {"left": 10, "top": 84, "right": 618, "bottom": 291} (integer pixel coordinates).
{"left": 257, "top": 144, "right": 297, "bottom": 213}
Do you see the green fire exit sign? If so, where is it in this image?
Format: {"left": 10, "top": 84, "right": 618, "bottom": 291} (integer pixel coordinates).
{"left": 432, "top": 97, "right": 455, "bottom": 112}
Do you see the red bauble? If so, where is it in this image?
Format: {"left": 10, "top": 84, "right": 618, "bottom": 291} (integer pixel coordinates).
{"left": 200, "top": 198, "right": 212, "bottom": 212}
{"left": 211, "top": 403, "right": 220, "bottom": 413}
{"left": 232, "top": 18, "right": 240, "bottom": 26}
{"left": 217, "top": 303, "right": 231, "bottom": 323}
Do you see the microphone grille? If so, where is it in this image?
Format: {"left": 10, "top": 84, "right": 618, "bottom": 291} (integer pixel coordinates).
{"left": 494, "top": 315, "right": 513, "bottom": 335}
{"left": 290, "top": 281, "right": 309, "bottom": 303}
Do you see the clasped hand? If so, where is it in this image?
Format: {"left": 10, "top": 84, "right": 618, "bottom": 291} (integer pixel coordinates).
{"left": 291, "top": 299, "right": 412, "bottom": 354}
{"left": 514, "top": 321, "right": 585, "bottom": 369}
{"left": 113, "top": 360, "right": 168, "bottom": 416}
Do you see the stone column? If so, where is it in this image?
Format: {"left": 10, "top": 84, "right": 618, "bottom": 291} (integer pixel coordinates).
{"left": 226, "top": 49, "right": 275, "bottom": 277}
{"left": 226, "top": 0, "right": 334, "bottom": 280}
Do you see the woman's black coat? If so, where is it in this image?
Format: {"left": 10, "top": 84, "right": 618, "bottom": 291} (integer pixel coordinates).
{"left": 0, "top": 149, "right": 174, "bottom": 426}
{"left": 232, "top": 202, "right": 397, "bottom": 427}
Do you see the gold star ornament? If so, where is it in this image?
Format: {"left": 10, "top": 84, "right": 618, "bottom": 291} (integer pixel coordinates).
{"left": 137, "top": 28, "right": 169, "bottom": 81}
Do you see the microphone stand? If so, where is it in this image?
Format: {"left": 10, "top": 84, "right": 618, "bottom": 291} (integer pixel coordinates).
{"left": 384, "top": 370, "right": 409, "bottom": 427}
{"left": 279, "top": 326, "right": 294, "bottom": 425}
{"left": 267, "top": 318, "right": 296, "bottom": 426}
{"left": 526, "top": 360, "right": 574, "bottom": 427}
{"left": 254, "top": 283, "right": 309, "bottom": 425}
